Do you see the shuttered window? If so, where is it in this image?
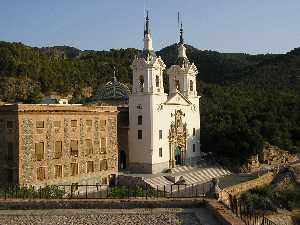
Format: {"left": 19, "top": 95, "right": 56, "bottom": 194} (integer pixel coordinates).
{"left": 36, "top": 121, "right": 44, "bottom": 128}
{"left": 100, "top": 120, "right": 106, "bottom": 131}
{"left": 54, "top": 141, "right": 62, "bottom": 159}
{"left": 100, "top": 138, "right": 106, "bottom": 153}
{"left": 87, "top": 161, "right": 94, "bottom": 173}
{"left": 37, "top": 167, "right": 46, "bottom": 180}
{"left": 71, "top": 120, "right": 77, "bottom": 127}
{"left": 86, "top": 120, "right": 92, "bottom": 127}
{"left": 86, "top": 139, "right": 93, "bottom": 155}
{"left": 70, "top": 163, "right": 78, "bottom": 176}
{"left": 70, "top": 140, "right": 78, "bottom": 156}
{"left": 100, "top": 159, "right": 108, "bottom": 171}
{"left": 35, "top": 142, "right": 44, "bottom": 161}
{"left": 55, "top": 165, "right": 63, "bottom": 178}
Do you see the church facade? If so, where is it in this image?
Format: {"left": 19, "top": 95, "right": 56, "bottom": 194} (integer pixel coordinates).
{"left": 128, "top": 13, "right": 201, "bottom": 173}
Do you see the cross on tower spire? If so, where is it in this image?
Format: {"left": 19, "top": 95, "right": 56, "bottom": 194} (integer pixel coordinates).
{"left": 144, "top": 10, "right": 150, "bottom": 36}
{"left": 179, "top": 23, "right": 184, "bottom": 44}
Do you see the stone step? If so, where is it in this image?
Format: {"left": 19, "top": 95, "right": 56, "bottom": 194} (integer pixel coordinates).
{"left": 142, "top": 166, "right": 231, "bottom": 190}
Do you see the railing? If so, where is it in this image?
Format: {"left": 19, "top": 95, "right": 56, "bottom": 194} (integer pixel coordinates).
{"left": 0, "top": 182, "right": 213, "bottom": 200}
{"left": 229, "top": 195, "right": 278, "bottom": 225}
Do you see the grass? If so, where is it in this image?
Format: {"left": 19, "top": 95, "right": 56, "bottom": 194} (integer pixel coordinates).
{"left": 0, "top": 185, "right": 65, "bottom": 199}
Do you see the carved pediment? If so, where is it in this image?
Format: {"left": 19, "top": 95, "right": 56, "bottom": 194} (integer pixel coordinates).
{"left": 164, "top": 92, "right": 192, "bottom": 106}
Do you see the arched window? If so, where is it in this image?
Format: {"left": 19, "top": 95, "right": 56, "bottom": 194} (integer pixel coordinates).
{"left": 139, "top": 76, "right": 144, "bottom": 92}
{"left": 155, "top": 75, "right": 160, "bottom": 87}
{"left": 189, "top": 80, "right": 193, "bottom": 91}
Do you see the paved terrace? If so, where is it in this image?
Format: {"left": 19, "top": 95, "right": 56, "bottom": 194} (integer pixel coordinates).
{"left": 0, "top": 199, "right": 244, "bottom": 225}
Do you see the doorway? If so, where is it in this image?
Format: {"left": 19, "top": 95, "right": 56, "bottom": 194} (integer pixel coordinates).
{"left": 120, "top": 150, "right": 126, "bottom": 169}
{"left": 175, "top": 146, "right": 182, "bottom": 165}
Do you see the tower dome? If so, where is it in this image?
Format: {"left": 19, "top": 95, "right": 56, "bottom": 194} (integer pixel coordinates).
{"left": 94, "top": 72, "right": 131, "bottom": 102}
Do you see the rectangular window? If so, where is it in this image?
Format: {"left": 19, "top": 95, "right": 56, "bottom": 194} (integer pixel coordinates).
{"left": 36, "top": 121, "right": 44, "bottom": 128}
{"left": 87, "top": 161, "right": 94, "bottom": 173}
{"left": 100, "top": 120, "right": 106, "bottom": 131}
{"left": 55, "top": 165, "right": 63, "bottom": 178}
{"left": 7, "top": 121, "right": 13, "bottom": 129}
{"left": 53, "top": 121, "right": 61, "bottom": 128}
{"left": 159, "top": 130, "right": 163, "bottom": 139}
{"left": 138, "top": 130, "right": 142, "bottom": 139}
{"left": 86, "top": 120, "right": 92, "bottom": 127}
{"left": 7, "top": 142, "right": 13, "bottom": 161}
{"left": 37, "top": 167, "right": 46, "bottom": 180}
{"left": 159, "top": 147, "right": 162, "bottom": 157}
{"left": 71, "top": 163, "right": 78, "bottom": 176}
{"left": 70, "top": 140, "right": 79, "bottom": 156}
{"left": 100, "top": 120, "right": 106, "bottom": 126}
{"left": 54, "top": 141, "right": 62, "bottom": 159}
{"left": 7, "top": 169, "right": 13, "bottom": 184}
{"left": 71, "top": 120, "right": 77, "bottom": 127}
{"left": 86, "top": 139, "right": 93, "bottom": 155}
{"left": 193, "top": 128, "right": 196, "bottom": 136}
{"left": 100, "top": 138, "right": 106, "bottom": 153}
{"left": 35, "top": 142, "right": 44, "bottom": 161}
{"left": 193, "top": 144, "right": 196, "bottom": 152}
{"left": 100, "top": 159, "right": 108, "bottom": 171}
{"left": 138, "top": 115, "right": 142, "bottom": 125}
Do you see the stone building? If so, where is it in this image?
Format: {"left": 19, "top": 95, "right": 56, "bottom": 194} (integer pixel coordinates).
{"left": 0, "top": 104, "right": 118, "bottom": 187}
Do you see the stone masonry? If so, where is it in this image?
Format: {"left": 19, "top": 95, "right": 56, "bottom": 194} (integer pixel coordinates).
{"left": 0, "top": 104, "right": 118, "bottom": 188}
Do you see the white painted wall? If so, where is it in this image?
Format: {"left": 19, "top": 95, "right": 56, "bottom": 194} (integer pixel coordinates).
{"left": 129, "top": 35, "right": 201, "bottom": 173}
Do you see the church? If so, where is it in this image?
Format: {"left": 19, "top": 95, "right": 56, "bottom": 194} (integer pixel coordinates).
{"left": 128, "top": 12, "right": 201, "bottom": 173}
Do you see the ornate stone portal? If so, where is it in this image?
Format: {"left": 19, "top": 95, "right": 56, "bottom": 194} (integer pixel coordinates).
{"left": 169, "top": 110, "right": 187, "bottom": 168}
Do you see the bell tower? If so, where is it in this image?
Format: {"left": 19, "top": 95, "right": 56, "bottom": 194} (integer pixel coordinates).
{"left": 167, "top": 23, "right": 198, "bottom": 98}
{"left": 131, "top": 11, "right": 166, "bottom": 95}
{"left": 129, "top": 11, "right": 167, "bottom": 173}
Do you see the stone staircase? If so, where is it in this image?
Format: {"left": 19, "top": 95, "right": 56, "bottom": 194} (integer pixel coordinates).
{"left": 142, "top": 165, "right": 231, "bottom": 190}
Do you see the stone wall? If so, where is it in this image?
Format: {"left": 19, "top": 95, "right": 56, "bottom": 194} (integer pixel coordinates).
{"left": 219, "top": 172, "right": 275, "bottom": 207}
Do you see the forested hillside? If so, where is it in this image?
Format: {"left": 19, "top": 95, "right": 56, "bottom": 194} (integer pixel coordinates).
{"left": 0, "top": 41, "right": 299, "bottom": 164}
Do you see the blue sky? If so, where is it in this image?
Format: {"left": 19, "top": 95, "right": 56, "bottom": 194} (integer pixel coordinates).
{"left": 0, "top": 0, "right": 299, "bottom": 54}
